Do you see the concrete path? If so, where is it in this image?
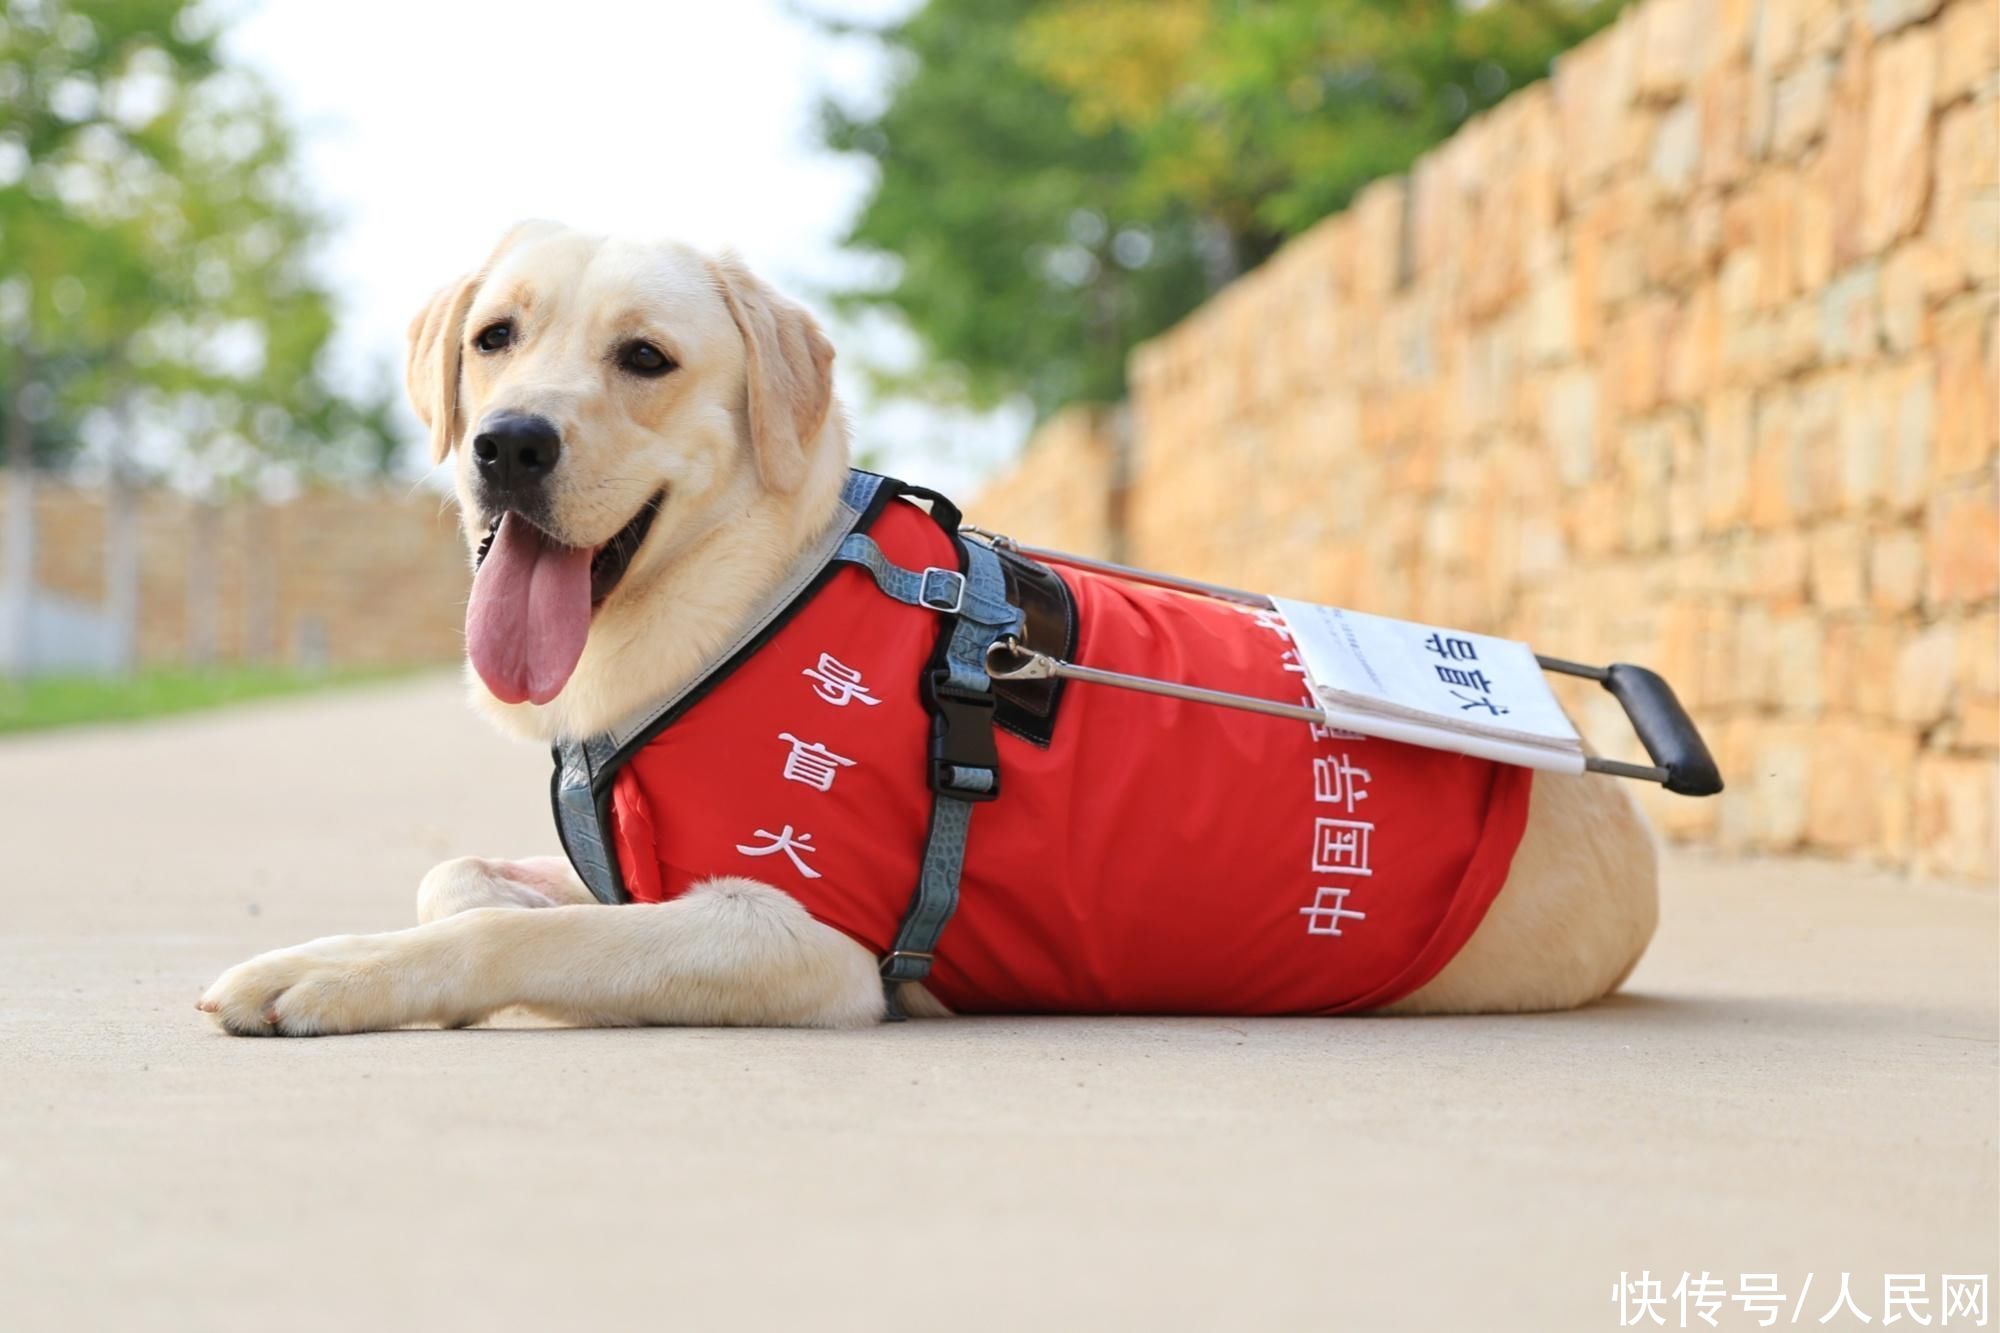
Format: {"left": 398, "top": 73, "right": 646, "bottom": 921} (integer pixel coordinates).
{"left": 1, "top": 676, "right": 1994, "bottom": 1331}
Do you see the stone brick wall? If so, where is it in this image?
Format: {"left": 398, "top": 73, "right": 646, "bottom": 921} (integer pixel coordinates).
{"left": 965, "top": 407, "right": 1126, "bottom": 557}
{"left": 9, "top": 480, "right": 471, "bottom": 668}
{"left": 972, "top": 0, "right": 1999, "bottom": 881}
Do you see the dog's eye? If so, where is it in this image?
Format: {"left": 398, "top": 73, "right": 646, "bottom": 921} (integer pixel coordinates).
{"left": 473, "top": 322, "right": 513, "bottom": 354}
{"left": 618, "top": 341, "right": 675, "bottom": 377}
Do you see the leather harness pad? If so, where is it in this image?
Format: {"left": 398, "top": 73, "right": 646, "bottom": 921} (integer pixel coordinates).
{"left": 992, "top": 548, "right": 1074, "bottom": 748}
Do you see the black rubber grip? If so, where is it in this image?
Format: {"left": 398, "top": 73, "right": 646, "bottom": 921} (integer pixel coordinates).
{"left": 1601, "top": 664, "right": 1724, "bottom": 797}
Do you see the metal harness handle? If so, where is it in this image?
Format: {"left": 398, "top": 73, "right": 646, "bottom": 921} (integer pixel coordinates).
{"left": 967, "top": 532, "right": 1723, "bottom": 798}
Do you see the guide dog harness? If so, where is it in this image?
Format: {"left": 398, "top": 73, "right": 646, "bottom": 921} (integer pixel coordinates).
{"left": 551, "top": 470, "right": 1533, "bottom": 1016}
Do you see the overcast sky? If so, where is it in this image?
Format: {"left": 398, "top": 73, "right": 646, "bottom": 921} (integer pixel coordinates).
{"left": 225, "top": 0, "right": 1029, "bottom": 494}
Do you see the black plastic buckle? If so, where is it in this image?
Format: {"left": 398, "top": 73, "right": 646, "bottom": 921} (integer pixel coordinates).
{"left": 927, "top": 675, "right": 1001, "bottom": 802}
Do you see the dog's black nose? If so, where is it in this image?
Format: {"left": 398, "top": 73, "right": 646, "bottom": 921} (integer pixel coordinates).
{"left": 471, "top": 413, "right": 561, "bottom": 499}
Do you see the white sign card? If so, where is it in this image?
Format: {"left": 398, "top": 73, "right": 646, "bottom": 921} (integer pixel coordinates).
{"left": 1271, "top": 598, "right": 1586, "bottom": 775}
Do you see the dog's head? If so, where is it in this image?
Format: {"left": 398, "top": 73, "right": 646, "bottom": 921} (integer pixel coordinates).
{"left": 406, "top": 223, "right": 837, "bottom": 712}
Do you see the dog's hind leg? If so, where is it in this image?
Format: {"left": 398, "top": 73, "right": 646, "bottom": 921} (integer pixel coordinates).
{"left": 1379, "top": 768, "right": 1661, "bottom": 1015}
{"left": 416, "top": 855, "right": 598, "bottom": 923}
{"left": 200, "top": 875, "right": 885, "bottom": 1036}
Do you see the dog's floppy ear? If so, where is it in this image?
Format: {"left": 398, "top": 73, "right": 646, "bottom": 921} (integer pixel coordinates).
{"left": 710, "top": 253, "right": 835, "bottom": 494}
{"left": 405, "top": 223, "right": 562, "bottom": 465}
{"left": 405, "top": 273, "right": 482, "bottom": 465}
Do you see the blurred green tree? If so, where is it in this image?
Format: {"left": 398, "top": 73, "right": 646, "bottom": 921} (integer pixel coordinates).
{"left": 819, "top": 0, "right": 1625, "bottom": 421}
{"left": 819, "top": 0, "right": 1216, "bottom": 419}
{"left": 0, "top": 0, "right": 397, "bottom": 671}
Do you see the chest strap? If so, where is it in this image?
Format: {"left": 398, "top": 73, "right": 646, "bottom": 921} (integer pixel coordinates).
{"left": 551, "top": 470, "right": 893, "bottom": 908}
{"left": 831, "top": 529, "right": 1022, "bottom": 1016}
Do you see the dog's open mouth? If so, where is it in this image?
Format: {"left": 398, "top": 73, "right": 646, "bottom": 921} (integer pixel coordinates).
{"left": 465, "top": 491, "right": 664, "bottom": 707}
{"left": 474, "top": 493, "right": 663, "bottom": 607}
{"left": 586, "top": 493, "right": 662, "bottom": 606}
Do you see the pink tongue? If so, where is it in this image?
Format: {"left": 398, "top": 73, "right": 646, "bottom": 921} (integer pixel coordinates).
{"left": 466, "top": 514, "right": 594, "bottom": 706}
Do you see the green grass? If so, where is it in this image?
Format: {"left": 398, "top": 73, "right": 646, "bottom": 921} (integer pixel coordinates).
{"left": 0, "top": 665, "right": 421, "bottom": 736}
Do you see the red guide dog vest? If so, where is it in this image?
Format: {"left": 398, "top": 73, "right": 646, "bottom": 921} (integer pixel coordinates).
{"left": 600, "top": 496, "right": 1533, "bottom": 1015}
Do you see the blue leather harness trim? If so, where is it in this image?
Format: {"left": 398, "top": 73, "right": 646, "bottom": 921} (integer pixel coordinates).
{"left": 830, "top": 528, "right": 1022, "bottom": 1013}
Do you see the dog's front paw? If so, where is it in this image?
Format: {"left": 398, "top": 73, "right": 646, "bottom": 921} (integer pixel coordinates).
{"left": 198, "top": 934, "right": 419, "bottom": 1037}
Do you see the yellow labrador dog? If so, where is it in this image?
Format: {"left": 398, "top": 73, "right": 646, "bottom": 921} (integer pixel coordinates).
{"left": 199, "top": 222, "right": 1658, "bottom": 1036}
